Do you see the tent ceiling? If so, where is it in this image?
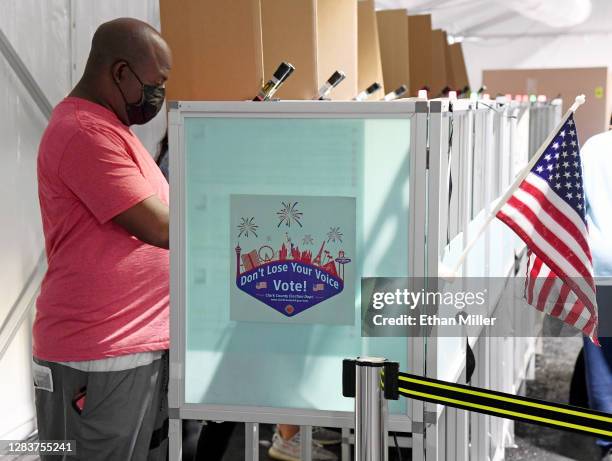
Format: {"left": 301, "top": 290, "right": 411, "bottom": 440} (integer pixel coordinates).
{"left": 374, "top": 0, "right": 603, "bottom": 39}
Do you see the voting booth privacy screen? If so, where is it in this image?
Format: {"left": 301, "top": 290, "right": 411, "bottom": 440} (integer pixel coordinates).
{"left": 168, "top": 99, "right": 562, "bottom": 461}
{"left": 170, "top": 102, "right": 420, "bottom": 419}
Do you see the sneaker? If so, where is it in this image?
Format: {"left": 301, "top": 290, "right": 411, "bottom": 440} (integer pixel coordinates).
{"left": 312, "top": 427, "right": 342, "bottom": 445}
{"left": 268, "top": 431, "right": 337, "bottom": 461}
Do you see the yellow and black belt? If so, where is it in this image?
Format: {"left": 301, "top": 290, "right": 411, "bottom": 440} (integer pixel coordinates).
{"left": 343, "top": 359, "right": 612, "bottom": 439}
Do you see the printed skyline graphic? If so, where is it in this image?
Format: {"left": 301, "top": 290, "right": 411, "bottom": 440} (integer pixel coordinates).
{"left": 231, "top": 195, "right": 355, "bottom": 319}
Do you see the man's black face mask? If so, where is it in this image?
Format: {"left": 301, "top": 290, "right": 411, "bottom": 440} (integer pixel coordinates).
{"left": 114, "top": 62, "right": 165, "bottom": 126}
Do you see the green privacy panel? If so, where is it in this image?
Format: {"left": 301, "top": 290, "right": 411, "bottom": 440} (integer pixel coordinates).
{"left": 184, "top": 116, "right": 411, "bottom": 414}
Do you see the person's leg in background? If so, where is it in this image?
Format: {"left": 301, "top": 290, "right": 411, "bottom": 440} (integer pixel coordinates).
{"left": 182, "top": 420, "right": 204, "bottom": 460}
{"left": 194, "top": 421, "right": 236, "bottom": 460}
{"left": 583, "top": 285, "right": 612, "bottom": 460}
{"left": 583, "top": 336, "right": 612, "bottom": 458}
{"left": 191, "top": 422, "right": 339, "bottom": 461}
{"left": 268, "top": 424, "right": 339, "bottom": 461}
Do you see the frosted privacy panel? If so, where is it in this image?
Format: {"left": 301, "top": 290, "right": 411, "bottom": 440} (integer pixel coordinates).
{"left": 183, "top": 116, "right": 411, "bottom": 413}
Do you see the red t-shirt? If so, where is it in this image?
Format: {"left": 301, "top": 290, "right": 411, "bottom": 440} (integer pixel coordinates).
{"left": 34, "top": 97, "right": 169, "bottom": 362}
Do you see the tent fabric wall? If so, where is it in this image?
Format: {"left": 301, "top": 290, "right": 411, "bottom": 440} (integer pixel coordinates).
{"left": 69, "top": 0, "right": 165, "bottom": 154}
{"left": 0, "top": 0, "right": 69, "bottom": 439}
{"left": 0, "top": 0, "right": 163, "bottom": 439}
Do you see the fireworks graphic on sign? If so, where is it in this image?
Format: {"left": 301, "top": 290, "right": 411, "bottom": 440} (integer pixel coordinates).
{"left": 326, "top": 226, "right": 343, "bottom": 243}
{"left": 277, "top": 202, "right": 303, "bottom": 228}
{"left": 237, "top": 217, "right": 259, "bottom": 238}
{"left": 302, "top": 234, "right": 314, "bottom": 246}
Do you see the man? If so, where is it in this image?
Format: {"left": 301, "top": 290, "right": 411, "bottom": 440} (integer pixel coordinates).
{"left": 34, "top": 18, "right": 171, "bottom": 460}
{"left": 582, "top": 129, "right": 612, "bottom": 461}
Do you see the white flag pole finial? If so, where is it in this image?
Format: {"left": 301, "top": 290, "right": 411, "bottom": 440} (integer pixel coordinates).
{"left": 439, "top": 94, "right": 587, "bottom": 281}
{"left": 570, "top": 94, "right": 586, "bottom": 112}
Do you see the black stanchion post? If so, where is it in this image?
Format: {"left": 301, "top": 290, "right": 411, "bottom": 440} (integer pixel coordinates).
{"left": 343, "top": 357, "right": 399, "bottom": 461}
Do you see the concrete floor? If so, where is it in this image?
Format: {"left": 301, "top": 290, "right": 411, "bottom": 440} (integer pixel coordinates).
{"left": 504, "top": 337, "right": 601, "bottom": 461}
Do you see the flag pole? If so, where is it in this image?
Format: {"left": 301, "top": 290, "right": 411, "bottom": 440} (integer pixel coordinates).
{"left": 439, "top": 94, "right": 586, "bottom": 280}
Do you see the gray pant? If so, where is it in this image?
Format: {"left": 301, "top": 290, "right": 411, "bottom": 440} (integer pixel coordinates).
{"left": 33, "top": 352, "right": 169, "bottom": 461}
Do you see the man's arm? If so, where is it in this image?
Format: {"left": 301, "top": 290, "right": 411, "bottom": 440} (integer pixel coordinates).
{"left": 112, "top": 196, "right": 169, "bottom": 249}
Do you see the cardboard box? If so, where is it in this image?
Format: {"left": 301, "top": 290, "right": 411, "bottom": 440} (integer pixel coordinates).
{"left": 315, "top": 0, "right": 358, "bottom": 100}
{"left": 358, "top": 0, "right": 384, "bottom": 99}
{"left": 407, "top": 15, "right": 432, "bottom": 97}
{"left": 448, "top": 42, "right": 469, "bottom": 91}
{"left": 261, "top": 0, "right": 358, "bottom": 100}
{"left": 376, "top": 9, "right": 410, "bottom": 97}
{"left": 444, "top": 39, "right": 453, "bottom": 90}
{"left": 483, "top": 67, "right": 611, "bottom": 142}
{"left": 375, "top": 11, "right": 435, "bottom": 98}
{"left": 160, "top": 0, "right": 357, "bottom": 101}
{"left": 160, "top": 0, "right": 264, "bottom": 101}
{"left": 430, "top": 29, "right": 449, "bottom": 97}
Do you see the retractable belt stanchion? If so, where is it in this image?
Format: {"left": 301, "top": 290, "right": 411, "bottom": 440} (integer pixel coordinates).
{"left": 343, "top": 352, "right": 612, "bottom": 461}
{"left": 343, "top": 358, "right": 400, "bottom": 461}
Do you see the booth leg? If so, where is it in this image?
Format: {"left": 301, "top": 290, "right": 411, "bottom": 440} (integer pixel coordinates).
{"left": 169, "top": 418, "right": 182, "bottom": 461}
{"left": 300, "top": 425, "right": 313, "bottom": 461}
{"left": 341, "top": 427, "right": 351, "bottom": 461}
{"left": 245, "top": 422, "right": 260, "bottom": 461}
{"left": 425, "top": 405, "right": 441, "bottom": 461}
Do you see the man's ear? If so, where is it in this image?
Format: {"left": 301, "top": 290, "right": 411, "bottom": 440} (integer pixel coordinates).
{"left": 111, "top": 60, "right": 128, "bottom": 84}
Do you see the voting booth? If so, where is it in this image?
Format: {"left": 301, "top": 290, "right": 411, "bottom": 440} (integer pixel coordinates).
{"left": 167, "top": 101, "right": 430, "bottom": 459}
{"left": 167, "top": 99, "right": 561, "bottom": 461}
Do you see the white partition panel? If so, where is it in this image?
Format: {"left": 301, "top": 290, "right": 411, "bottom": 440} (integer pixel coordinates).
{"left": 425, "top": 98, "right": 561, "bottom": 461}
{"left": 168, "top": 101, "right": 430, "bottom": 460}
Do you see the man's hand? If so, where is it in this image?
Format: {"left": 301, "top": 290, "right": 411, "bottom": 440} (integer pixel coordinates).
{"left": 112, "top": 196, "right": 169, "bottom": 249}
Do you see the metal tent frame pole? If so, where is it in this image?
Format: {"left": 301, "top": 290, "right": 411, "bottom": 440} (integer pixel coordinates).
{"left": 0, "top": 28, "right": 52, "bottom": 119}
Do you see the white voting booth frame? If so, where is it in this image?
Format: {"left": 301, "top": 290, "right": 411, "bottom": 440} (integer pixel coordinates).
{"left": 167, "top": 99, "right": 561, "bottom": 461}
{"left": 424, "top": 98, "right": 561, "bottom": 461}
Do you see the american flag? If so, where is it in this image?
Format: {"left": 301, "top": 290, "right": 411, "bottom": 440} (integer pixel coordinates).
{"left": 496, "top": 114, "right": 599, "bottom": 343}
